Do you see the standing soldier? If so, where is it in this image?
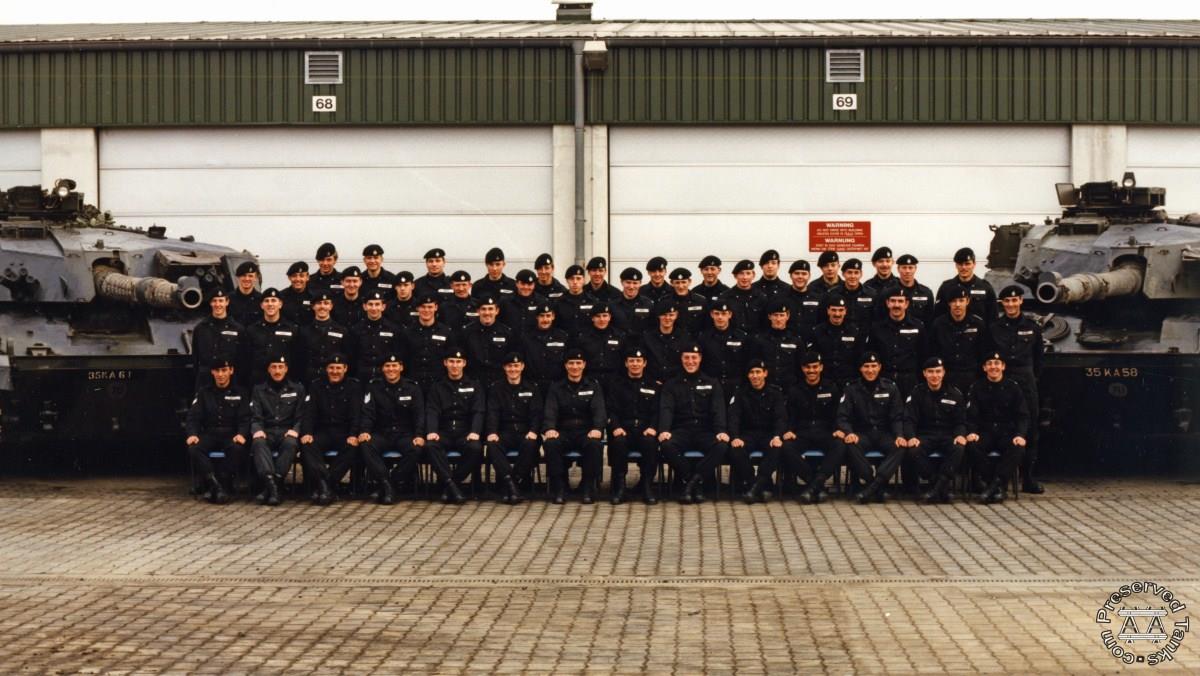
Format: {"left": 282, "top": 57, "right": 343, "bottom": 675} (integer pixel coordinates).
{"left": 698, "top": 300, "right": 752, "bottom": 395}
{"left": 754, "top": 302, "right": 803, "bottom": 392}
{"left": 721, "top": 259, "right": 767, "bottom": 333}
{"left": 462, "top": 296, "right": 514, "bottom": 387}
{"left": 753, "top": 249, "right": 790, "bottom": 300}
{"left": 423, "top": 349, "right": 483, "bottom": 503}
{"left": 604, "top": 347, "right": 661, "bottom": 505}
{"left": 694, "top": 255, "right": 728, "bottom": 304}
{"left": 297, "top": 291, "right": 353, "bottom": 385}
{"left": 966, "top": 352, "right": 1030, "bottom": 504}
{"left": 808, "top": 296, "right": 867, "bottom": 386}
{"left": 500, "top": 269, "right": 543, "bottom": 340}
{"left": 414, "top": 247, "right": 452, "bottom": 301}
{"left": 642, "top": 300, "right": 692, "bottom": 384}
{"left": 864, "top": 247, "right": 897, "bottom": 295}
{"left": 228, "top": 261, "right": 263, "bottom": 327}
{"left": 658, "top": 345, "right": 729, "bottom": 504}
{"left": 552, "top": 264, "right": 596, "bottom": 341}
{"left": 811, "top": 251, "right": 842, "bottom": 295}
{"left": 727, "top": 359, "right": 787, "bottom": 503}
{"left": 575, "top": 304, "right": 626, "bottom": 381}
{"left": 585, "top": 256, "right": 620, "bottom": 302}
{"left": 882, "top": 254, "right": 935, "bottom": 325}
{"left": 473, "top": 247, "right": 517, "bottom": 300}
{"left": 185, "top": 357, "right": 249, "bottom": 504}
{"left": 244, "top": 288, "right": 298, "bottom": 386}
{"left": 784, "top": 260, "right": 823, "bottom": 342}
{"left": 248, "top": 354, "right": 305, "bottom": 506}
{"left": 358, "top": 354, "right": 425, "bottom": 505}
{"left": 361, "top": 243, "right": 395, "bottom": 294}
{"left": 903, "top": 357, "right": 968, "bottom": 504}
{"left": 484, "top": 353, "right": 542, "bottom": 504}
{"left": 836, "top": 352, "right": 906, "bottom": 504}
{"left": 782, "top": 352, "right": 844, "bottom": 504}
{"left": 402, "top": 296, "right": 456, "bottom": 392}
{"left": 309, "top": 242, "right": 342, "bottom": 294}
{"left": 385, "top": 271, "right": 420, "bottom": 329}
{"left": 439, "top": 270, "right": 479, "bottom": 331}
{"left": 869, "top": 287, "right": 927, "bottom": 396}
{"left": 298, "top": 354, "right": 362, "bottom": 505}
{"left": 990, "top": 285, "right": 1045, "bottom": 493}
{"left": 332, "top": 266, "right": 365, "bottom": 328}
{"left": 533, "top": 253, "right": 568, "bottom": 300}
{"left": 930, "top": 287, "right": 990, "bottom": 395}
{"left": 836, "top": 258, "right": 877, "bottom": 328}
{"left": 542, "top": 349, "right": 607, "bottom": 504}
{"left": 668, "top": 267, "right": 710, "bottom": 335}
{"left": 936, "top": 247, "right": 997, "bottom": 324}
{"left": 351, "top": 290, "right": 402, "bottom": 382}
{"left": 521, "top": 304, "right": 569, "bottom": 389}
{"left": 280, "top": 261, "right": 313, "bottom": 326}
{"left": 192, "top": 288, "right": 243, "bottom": 390}
{"left": 643, "top": 256, "right": 671, "bottom": 301}
{"left": 611, "top": 267, "right": 655, "bottom": 339}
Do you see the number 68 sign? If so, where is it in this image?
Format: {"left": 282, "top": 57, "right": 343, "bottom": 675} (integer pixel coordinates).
{"left": 312, "top": 95, "right": 337, "bottom": 113}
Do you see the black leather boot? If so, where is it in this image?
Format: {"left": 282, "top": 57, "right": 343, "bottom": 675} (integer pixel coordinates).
{"left": 265, "top": 476, "right": 281, "bottom": 506}
{"left": 206, "top": 474, "right": 229, "bottom": 504}
{"left": 642, "top": 479, "right": 658, "bottom": 505}
{"left": 314, "top": 479, "right": 334, "bottom": 506}
{"left": 610, "top": 474, "right": 627, "bottom": 505}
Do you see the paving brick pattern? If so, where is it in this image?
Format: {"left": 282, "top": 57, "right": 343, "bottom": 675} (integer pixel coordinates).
{"left": 0, "top": 478, "right": 1196, "bottom": 673}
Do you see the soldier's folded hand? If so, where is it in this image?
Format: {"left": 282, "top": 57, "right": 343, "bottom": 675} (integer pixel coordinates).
{"left": 1013, "top": 435, "right": 1026, "bottom": 447}
{"left": 301, "top": 434, "right": 314, "bottom": 444}
{"left": 286, "top": 430, "right": 299, "bottom": 438}
{"left": 358, "top": 432, "right": 371, "bottom": 443}
{"left": 770, "top": 436, "right": 783, "bottom": 448}
{"left": 715, "top": 433, "right": 730, "bottom": 443}
{"left": 658, "top": 431, "right": 672, "bottom": 442}
{"left": 544, "top": 429, "right": 559, "bottom": 440}
{"left": 525, "top": 431, "right": 538, "bottom": 440}
{"left": 346, "top": 436, "right": 359, "bottom": 447}
{"left": 844, "top": 433, "right": 859, "bottom": 444}
{"left": 253, "top": 431, "right": 267, "bottom": 440}
{"left": 232, "top": 434, "right": 246, "bottom": 445}
{"left": 731, "top": 438, "right": 744, "bottom": 448}
{"left": 587, "top": 429, "right": 602, "bottom": 440}
{"left": 186, "top": 435, "right": 200, "bottom": 446}
{"left": 611, "top": 427, "right": 626, "bottom": 437}
{"left": 467, "top": 433, "right": 480, "bottom": 442}
{"left": 487, "top": 433, "right": 500, "bottom": 443}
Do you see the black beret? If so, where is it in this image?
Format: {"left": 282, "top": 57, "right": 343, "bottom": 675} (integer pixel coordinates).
{"left": 842, "top": 258, "right": 863, "bottom": 271}
{"left": 983, "top": 351, "right": 1005, "bottom": 363}
{"left": 515, "top": 269, "right": 537, "bottom": 284}
{"left": 624, "top": 347, "right": 648, "bottom": 360}
{"left": 393, "top": 271, "right": 415, "bottom": 284}
{"left": 669, "top": 267, "right": 692, "bottom": 281}
{"left": 326, "top": 353, "right": 348, "bottom": 365}
{"left": 591, "top": 303, "right": 611, "bottom": 316}
{"left": 709, "top": 300, "right": 732, "bottom": 313}
{"left": 268, "top": 353, "right": 288, "bottom": 365}
{"left": 503, "top": 351, "right": 524, "bottom": 364}
{"left": 800, "top": 351, "right": 823, "bottom": 366}
{"left": 416, "top": 295, "right": 439, "bottom": 305}
{"left": 208, "top": 357, "right": 235, "bottom": 370}
{"left": 732, "top": 259, "right": 755, "bottom": 274}
{"left": 759, "top": 249, "right": 780, "bottom": 265}
{"left": 885, "top": 284, "right": 912, "bottom": 299}
{"left": 286, "top": 261, "right": 309, "bottom": 275}
{"left": 235, "top": 261, "right": 259, "bottom": 276}
{"left": 586, "top": 256, "right": 607, "bottom": 270}
{"left": 789, "top": 260, "right": 810, "bottom": 273}
{"left": 746, "top": 358, "right": 768, "bottom": 371}
{"left": 208, "top": 288, "right": 228, "bottom": 301}
{"left": 445, "top": 348, "right": 467, "bottom": 360}
{"left": 564, "top": 349, "right": 586, "bottom": 362}
{"left": 381, "top": 354, "right": 403, "bottom": 365}
{"left": 485, "top": 247, "right": 505, "bottom": 264}
{"left": 817, "top": 251, "right": 839, "bottom": 267}
{"left": 315, "top": 242, "right": 337, "bottom": 259}
{"left": 476, "top": 296, "right": 499, "bottom": 307}
{"left": 871, "top": 247, "right": 893, "bottom": 262}
{"left": 766, "top": 302, "right": 790, "bottom": 315}
{"left": 896, "top": 254, "right": 919, "bottom": 266}
{"left": 953, "top": 247, "right": 976, "bottom": 264}
{"left": 536, "top": 304, "right": 555, "bottom": 314}
{"left": 699, "top": 255, "right": 722, "bottom": 269}
{"left": 825, "top": 295, "right": 848, "bottom": 308}
{"left": 565, "top": 264, "right": 585, "bottom": 277}
{"left": 261, "top": 287, "right": 281, "bottom": 299}
{"left": 946, "top": 286, "right": 970, "bottom": 300}
{"left": 859, "top": 351, "right": 882, "bottom": 366}
{"left": 534, "top": 253, "right": 554, "bottom": 268}
{"left": 312, "top": 291, "right": 333, "bottom": 303}
{"left": 922, "top": 357, "right": 945, "bottom": 370}
{"left": 450, "top": 270, "right": 472, "bottom": 283}
{"left": 654, "top": 299, "right": 679, "bottom": 316}
{"left": 620, "top": 267, "right": 643, "bottom": 282}
{"left": 340, "top": 266, "right": 362, "bottom": 279}
{"left": 364, "top": 290, "right": 386, "bottom": 302}
{"left": 424, "top": 248, "right": 446, "bottom": 260}
{"left": 999, "top": 285, "right": 1025, "bottom": 299}
{"left": 646, "top": 256, "right": 668, "bottom": 272}
{"left": 362, "top": 244, "right": 384, "bottom": 257}
{"left": 681, "top": 344, "right": 703, "bottom": 355}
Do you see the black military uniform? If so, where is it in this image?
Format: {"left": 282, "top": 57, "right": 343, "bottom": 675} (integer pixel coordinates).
{"left": 473, "top": 247, "right": 518, "bottom": 300}
{"left": 385, "top": 271, "right": 420, "bottom": 329}
{"left": 186, "top": 359, "right": 250, "bottom": 503}
{"left": 574, "top": 304, "right": 627, "bottom": 380}
{"left": 611, "top": 267, "right": 655, "bottom": 339}
{"left": 966, "top": 352, "right": 1031, "bottom": 503}
{"left": 521, "top": 305, "right": 570, "bottom": 388}
{"left": 500, "top": 270, "right": 543, "bottom": 340}
{"left": 298, "top": 356, "right": 363, "bottom": 504}
{"left": 727, "top": 360, "right": 787, "bottom": 502}
{"left": 836, "top": 352, "right": 906, "bottom": 503}
{"left": 360, "top": 243, "right": 397, "bottom": 295}
{"left": 869, "top": 303, "right": 927, "bottom": 397}
{"left": 424, "top": 353, "right": 485, "bottom": 500}
{"left": 228, "top": 261, "right": 264, "bottom": 328}
{"left": 280, "top": 261, "right": 314, "bottom": 326}
{"left": 308, "top": 242, "right": 343, "bottom": 295}
{"left": 781, "top": 352, "right": 844, "bottom": 503}
{"left": 754, "top": 302, "right": 804, "bottom": 390}
{"left": 332, "top": 266, "right": 366, "bottom": 328}
{"left": 358, "top": 355, "right": 425, "bottom": 504}
{"left": 248, "top": 358, "right": 305, "bottom": 506}
{"left": 552, "top": 266, "right": 597, "bottom": 341}
{"left": 533, "top": 253, "right": 569, "bottom": 300}
{"left": 484, "top": 354, "right": 543, "bottom": 502}
{"left": 666, "top": 268, "right": 710, "bottom": 335}
{"left": 783, "top": 261, "right": 824, "bottom": 342}
{"left": 694, "top": 255, "right": 729, "bottom": 304}
{"left": 296, "top": 293, "right": 353, "bottom": 384}
{"left": 243, "top": 289, "right": 299, "bottom": 385}
{"left": 585, "top": 256, "right": 620, "bottom": 303}
{"left": 990, "top": 285, "right": 1045, "bottom": 493}
{"left": 929, "top": 287, "right": 991, "bottom": 395}
{"left": 542, "top": 350, "right": 607, "bottom": 503}
{"left": 642, "top": 256, "right": 672, "bottom": 303}
{"left": 862, "top": 247, "right": 897, "bottom": 296}
{"left": 810, "top": 251, "right": 842, "bottom": 296}
{"left": 903, "top": 357, "right": 968, "bottom": 502}
{"left": 641, "top": 300, "right": 692, "bottom": 384}
{"left": 439, "top": 271, "right": 481, "bottom": 331}
{"left": 461, "top": 297, "right": 515, "bottom": 387}
{"left": 935, "top": 247, "right": 998, "bottom": 324}
{"left": 192, "top": 289, "right": 244, "bottom": 389}
{"left": 351, "top": 293, "right": 403, "bottom": 382}
{"left": 402, "top": 303, "right": 456, "bottom": 390}
{"left": 721, "top": 260, "right": 768, "bottom": 333}
{"left": 835, "top": 258, "right": 877, "bottom": 328}
{"left": 698, "top": 301, "right": 753, "bottom": 395}
{"left": 414, "top": 247, "right": 453, "bottom": 302}
{"left": 752, "top": 249, "right": 790, "bottom": 301}
{"left": 807, "top": 296, "right": 867, "bottom": 385}
{"left": 658, "top": 345, "right": 729, "bottom": 503}
{"left": 880, "top": 254, "right": 935, "bottom": 326}
{"left": 604, "top": 348, "right": 661, "bottom": 505}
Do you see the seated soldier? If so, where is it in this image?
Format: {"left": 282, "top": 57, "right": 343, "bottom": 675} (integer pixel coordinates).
{"left": 782, "top": 351, "right": 844, "bottom": 504}
{"left": 903, "top": 357, "right": 968, "bottom": 504}
{"left": 357, "top": 354, "right": 426, "bottom": 505}
{"left": 298, "top": 353, "right": 362, "bottom": 505}
{"left": 727, "top": 359, "right": 787, "bottom": 504}
{"left": 248, "top": 354, "right": 305, "bottom": 506}
{"left": 836, "top": 352, "right": 906, "bottom": 504}
{"left": 966, "top": 351, "right": 1030, "bottom": 504}
{"left": 542, "top": 349, "right": 607, "bottom": 505}
{"left": 424, "top": 348, "right": 484, "bottom": 504}
{"left": 484, "top": 352, "right": 542, "bottom": 505}
{"left": 604, "top": 347, "right": 661, "bottom": 505}
{"left": 658, "top": 344, "right": 730, "bottom": 504}
{"left": 186, "top": 357, "right": 250, "bottom": 504}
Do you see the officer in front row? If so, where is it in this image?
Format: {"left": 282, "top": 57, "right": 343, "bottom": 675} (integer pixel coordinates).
{"left": 658, "top": 344, "right": 729, "bottom": 504}
{"left": 902, "top": 357, "right": 967, "bottom": 504}
{"left": 299, "top": 354, "right": 362, "bottom": 505}
{"left": 604, "top": 347, "right": 661, "bottom": 505}
{"left": 727, "top": 359, "right": 787, "bottom": 503}
{"left": 358, "top": 354, "right": 425, "bottom": 505}
{"left": 967, "top": 352, "right": 1030, "bottom": 504}
{"left": 248, "top": 354, "right": 305, "bottom": 506}
{"left": 542, "top": 350, "right": 607, "bottom": 504}
{"left": 424, "top": 348, "right": 484, "bottom": 504}
{"left": 836, "top": 352, "right": 906, "bottom": 504}
{"left": 185, "top": 358, "right": 250, "bottom": 504}
{"left": 484, "top": 352, "right": 542, "bottom": 504}
{"left": 782, "top": 352, "right": 843, "bottom": 504}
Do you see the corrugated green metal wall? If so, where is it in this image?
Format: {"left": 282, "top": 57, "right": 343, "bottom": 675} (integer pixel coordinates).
{"left": 0, "top": 47, "right": 572, "bottom": 126}
{"left": 588, "top": 45, "right": 1200, "bottom": 124}
{"left": 1, "top": 44, "right": 1199, "bottom": 127}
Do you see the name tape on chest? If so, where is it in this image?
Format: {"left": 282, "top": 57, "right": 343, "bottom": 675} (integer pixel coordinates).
{"left": 458, "top": 387, "right": 475, "bottom": 394}
{"left": 639, "top": 388, "right": 657, "bottom": 396}
{"left": 220, "top": 330, "right": 239, "bottom": 337}
{"left": 940, "top": 398, "right": 958, "bottom": 405}
{"left": 328, "top": 331, "right": 344, "bottom": 338}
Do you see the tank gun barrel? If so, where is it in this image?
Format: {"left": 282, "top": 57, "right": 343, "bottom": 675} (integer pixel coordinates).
{"left": 92, "top": 265, "right": 203, "bottom": 309}
{"left": 1035, "top": 262, "right": 1145, "bottom": 304}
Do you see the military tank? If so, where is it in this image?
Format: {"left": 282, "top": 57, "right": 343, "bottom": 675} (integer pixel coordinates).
{"left": 0, "top": 179, "right": 255, "bottom": 470}
{"left": 985, "top": 173, "right": 1200, "bottom": 471}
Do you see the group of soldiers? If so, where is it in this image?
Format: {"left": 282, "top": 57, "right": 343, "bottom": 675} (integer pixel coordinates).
{"left": 187, "top": 240, "right": 1044, "bottom": 507}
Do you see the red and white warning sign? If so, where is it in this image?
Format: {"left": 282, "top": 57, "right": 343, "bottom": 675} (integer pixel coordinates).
{"left": 808, "top": 221, "right": 871, "bottom": 252}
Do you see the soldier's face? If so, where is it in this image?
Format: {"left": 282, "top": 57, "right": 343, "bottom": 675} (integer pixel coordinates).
{"left": 701, "top": 266, "right": 720, "bottom": 284}
{"left": 874, "top": 258, "right": 893, "bottom": 277}
{"left": 210, "top": 296, "right": 229, "bottom": 317}
{"left": 478, "top": 304, "right": 499, "bottom": 324}
{"left": 516, "top": 281, "right": 535, "bottom": 297}
{"left": 364, "top": 299, "right": 385, "bottom": 319}
{"left": 898, "top": 264, "right": 917, "bottom": 284}
{"left": 394, "top": 281, "right": 413, "bottom": 300}
{"left": 588, "top": 268, "right": 606, "bottom": 286}
{"left": 313, "top": 299, "right": 332, "bottom": 320}
{"left": 956, "top": 259, "right": 976, "bottom": 279}
{"left": 671, "top": 278, "right": 691, "bottom": 295}
{"left": 417, "top": 302, "right": 437, "bottom": 322}
{"left": 768, "top": 311, "right": 789, "bottom": 329}
{"left": 1001, "top": 296, "right": 1023, "bottom": 317}
{"left": 503, "top": 361, "right": 525, "bottom": 382}
{"left": 681, "top": 352, "right": 702, "bottom": 373}
{"left": 658, "top": 310, "right": 677, "bottom": 332}
{"left": 452, "top": 281, "right": 471, "bottom": 297}
{"left": 711, "top": 309, "right": 732, "bottom": 329}
{"left": 261, "top": 297, "right": 282, "bottom": 318}
{"left": 268, "top": 362, "right": 288, "bottom": 382}
{"left": 860, "top": 361, "right": 881, "bottom": 381}
{"left": 747, "top": 367, "right": 768, "bottom": 388}
{"left": 821, "top": 262, "right": 840, "bottom": 280}
{"left": 983, "top": 359, "right": 1005, "bottom": 381}
{"left": 625, "top": 356, "right": 646, "bottom": 377}
{"left": 325, "top": 363, "right": 348, "bottom": 383}
{"left": 887, "top": 295, "right": 908, "bottom": 319}
{"left": 622, "top": 279, "right": 641, "bottom": 297}
{"left": 790, "top": 269, "right": 810, "bottom": 288}
{"left": 537, "top": 312, "right": 555, "bottom": 330}
{"left": 238, "top": 273, "right": 257, "bottom": 292}
{"left": 444, "top": 357, "right": 466, "bottom": 379}
{"left": 735, "top": 269, "right": 755, "bottom": 288}
{"left": 801, "top": 361, "right": 823, "bottom": 384}
{"left": 486, "top": 261, "right": 505, "bottom": 278}
{"left": 827, "top": 306, "right": 846, "bottom": 324}
{"left": 567, "top": 275, "right": 585, "bottom": 293}
{"left": 648, "top": 269, "right": 665, "bottom": 285}
{"left": 288, "top": 272, "right": 308, "bottom": 290}
{"left": 317, "top": 255, "right": 338, "bottom": 275}
{"left": 382, "top": 361, "right": 403, "bottom": 382}
{"left": 923, "top": 366, "right": 945, "bottom": 389}
{"left": 843, "top": 269, "right": 862, "bottom": 287}
{"left": 536, "top": 264, "right": 555, "bottom": 283}
{"left": 363, "top": 254, "right": 382, "bottom": 272}
{"left": 342, "top": 277, "right": 362, "bottom": 294}
{"left": 211, "top": 366, "right": 234, "bottom": 387}
{"left": 760, "top": 260, "right": 779, "bottom": 278}
{"left": 426, "top": 257, "right": 445, "bottom": 275}
{"left": 949, "top": 297, "right": 969, "bottom": 320}
{"left": 592, "top": 312, "right": 611, "bottom": 329}
{"left": 564, "top": 359, "right": 586, "bottom": 379}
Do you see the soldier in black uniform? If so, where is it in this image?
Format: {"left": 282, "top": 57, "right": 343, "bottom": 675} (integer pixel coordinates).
{"left": 473, "top": 247, "right": 517, "bottom": 300}
{"left": 604, "top": 347, "right": 661, "bottom": 505}
{"left": 462, "top": 296, "right": 514, "bottom": 387}
{"left": 903, "top": 356, "right": 968, "bottom": 504}
{"left": 351, "top": 290, "right": 402, "bottom": 381}
{"left": 658, "top": 344, "right": 730, "bottom": 504}
{"left": 361, "top": 243, "right": 396, "bottom": 295}
{"left": 808, "top": 296, "right": 867, "bottom": 385}
{"left": 192, "top": 288, "right": 244, "bottom": 390}
{"left": 533, "top": 253, "right": 568, "bottom": 300}
{"left": 440, "top": 270, "right": 480, "bottom": 331}
{"left": 385, "top": 271, "right": 420, "bottom": 330}
{"left": 611, "top": 267, "right": 655, "bottom": 338}
{"left": 358, "top": 354, "right": 425, "bottom": 505}
{"left": 754, "top": 301, "right": 803, "bottom": 391}
{"left": 414, "top": 247, "right": 452, "bottom": 302}
{"left": 308, "top": 242, "right": 343, "bottom": 294}
{"left": 836, "top": 352, "right": 906, "bottom": 504}
{"left": 297, "top": 291, "right": 353, "bottom": 384}
{"left": 782, "top": 352, "right": 844, "bottom": 504}
{"left": 484, "top": 352, "right": 542, "bottom": 504}
{"left": 721, "top": 259, "right": 767, "bottom": 333}
{"left": 403, "top": 296, "right": 456, "bottom": 392}
{"left": 228, "top": 260, "right": 263, "bottom": 328}
{"left": 585, "top": 256, "right": 620, "bottom": 302}
{"left": 936, "top": 247, "right": 997, "bottom": 324}
{"left": 553, "top": 265, "right": 596, "bottom": 341}
{"left": 966, "top": 352, "right": 1030, "bottom": 504}
{"left": 244, "top": 288, "right": 298, "bottom": 386}
{"left": 542, "top": 349, "right": 607, "bottom": 504}
{"left": 248, "top": 354, "right": 305, "bottom": 506}
{"left": 500, "top": 269, "right": 543, "bottom": 340}
{"left": 280, "top": 261, "right": 313, "bottom": 326}
{"left": 698, "top": 300, "right": 752, "bottom": 395}
{"left": 863, "top": 246, "right": 897, "bottom": 295}
{"left": 753, "top": 249, "right": 790, "bottom": 300}
{"left": 811, "top": 251, "right": 842, "bottom": 296}
{"left": 186, "top": 358, "right": 249, "bottom": 504}
{"left": 521, "top": 303, "right": 569, "bottom": 389}
{"left": 298, "top": 354, "right": 362, "bottom": 505}
{"left": 990, "top": 285, "right": 1045, "bottom": 493}
{"left": 642, "top": 300, "right": 692, "bottom": 384}
{"left": 930, "top": 286, "right": 990, "bottom": 395}
{"left": 727, "top": 359, "right": 787, "bottom": 503}
{"left": 575, "top": 304, "right": 626, "bottom": 380}
{"left": 332, "top": 266, "right": 365, "bottom": 328}
{"left": 870, "top": 287, "right": 928, "bottom": 396}
{"left": 881, "top": 254, "right": 935, "bottom": 326}
{"left": 837, "top": 258, "right": 877, "bottom": 328}
{"left": 784, "top": 260, "right": 823, "bottom": 342}
{"left": 643, "top": 256, "right": 671, "bottom": 302}
{"left": 424, "top": 348, "right": 483, "bottom": 503}
{"left": 668, "top": 267, "right": 710, "bottom": 335}
{"left": 695, "top": 255, "right": 729, "bottom": 303}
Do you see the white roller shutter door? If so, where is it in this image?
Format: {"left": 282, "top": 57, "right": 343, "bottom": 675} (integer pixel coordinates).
{"left": 0, "top": 131, "right": 41, "bottom": 188}
{"left": 1127, "top": 127, "right": 1200, "bottom": 216}
{"left": 99, "top": 127, "right": 553, "bottom": 284}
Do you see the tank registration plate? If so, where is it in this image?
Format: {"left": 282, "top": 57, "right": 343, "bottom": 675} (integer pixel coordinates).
{"left": 87, "top": 370, "right": 133, "bottom": 380}
{"left": 1083, "top": 367, "right": 1138, "bottom": 378}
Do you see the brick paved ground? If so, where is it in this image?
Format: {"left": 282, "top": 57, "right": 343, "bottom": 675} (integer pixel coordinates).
{"left": 0, "top": 477, "right": 1196, "bottom": 673}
